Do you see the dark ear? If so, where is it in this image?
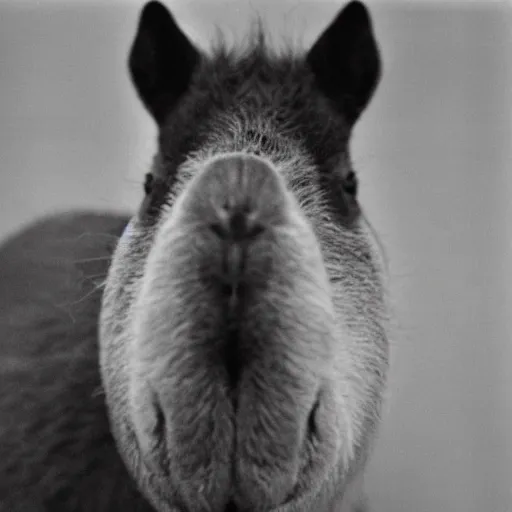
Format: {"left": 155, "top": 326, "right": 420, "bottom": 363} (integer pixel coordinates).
{"left": 306, "top": 1, "right": 381, "bottom": 125}
{"left": 128, "top": 1, "right": 200, "bottom": 125}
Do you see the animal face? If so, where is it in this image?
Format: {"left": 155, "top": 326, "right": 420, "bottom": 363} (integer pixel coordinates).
{"left": 99, "top": 1, "right": 389, "bottom": 511}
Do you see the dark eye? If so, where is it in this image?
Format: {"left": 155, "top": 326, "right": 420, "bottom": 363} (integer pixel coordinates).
{"left": 144, "top": 173, "right": 154, "bottom": 195}
{"left": 343, "top": 171, "right": 358, "bottom": 196}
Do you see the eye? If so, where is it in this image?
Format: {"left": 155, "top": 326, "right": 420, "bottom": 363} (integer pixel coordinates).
{"left": 143, "top": 173, "right": 154, "bottom": 195}
{"left": 343, "top": 171, "right": 358, "bottom": 196}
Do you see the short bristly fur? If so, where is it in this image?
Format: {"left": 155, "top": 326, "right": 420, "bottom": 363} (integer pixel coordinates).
{"left": 0, "top": 2, "right": 389, "bottom": 511}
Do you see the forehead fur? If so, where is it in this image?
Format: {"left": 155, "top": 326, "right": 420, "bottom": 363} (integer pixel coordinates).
{"left": 156, "top": 23, "right": 351, "bottom": 175}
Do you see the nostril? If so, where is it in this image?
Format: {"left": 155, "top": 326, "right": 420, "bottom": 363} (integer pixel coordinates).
{"left": 153, "top": 400, "right": 166, "bottom": 445}
{"left": 229, "top": 211, "right": 250, "bottom": 239}
{"left": 134, "top": 384, "right": 170, "bottom": 477}
{"left": 308, "top": 399, "right": 320, "bottom": 440}
{"left": 150, "top": 397, "right": 170, "bottom": 476}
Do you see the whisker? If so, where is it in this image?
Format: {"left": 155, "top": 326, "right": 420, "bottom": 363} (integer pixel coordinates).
{"left": 72, "top": 255, "right": 114, "bottom": 263}
{"left": 56, "top": 280, "right": 106, "bottom": 309}
{"left": 72, "top": 232, "right": 121, "bottom": 243}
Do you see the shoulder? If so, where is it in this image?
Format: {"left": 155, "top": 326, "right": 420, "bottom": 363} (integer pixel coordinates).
{"left": 0, "top": 211, "right": 150, "bottom": 511}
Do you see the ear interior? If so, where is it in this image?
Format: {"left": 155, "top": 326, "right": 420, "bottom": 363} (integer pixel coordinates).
{"left": 128, "top": 1, "right": 200, "bottom": 125}
{"left": 306, "top": 0, "right": 381, "bottom": 124}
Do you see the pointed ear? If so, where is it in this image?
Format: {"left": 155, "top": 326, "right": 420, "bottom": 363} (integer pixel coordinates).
{"left": 128, "top": 1, "right": 200, "bottom": 125}
{"left": 306, "top": 1, "right": 381, "bottom": 125}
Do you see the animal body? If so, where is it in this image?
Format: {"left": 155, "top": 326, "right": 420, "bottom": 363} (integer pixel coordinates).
{"left": 0, "top": 1, "right": 390, "bottom": 511}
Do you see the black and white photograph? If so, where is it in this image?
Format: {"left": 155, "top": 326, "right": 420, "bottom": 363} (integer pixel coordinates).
{"left": 0, "top": 1, "right": 510, "bottom": 511}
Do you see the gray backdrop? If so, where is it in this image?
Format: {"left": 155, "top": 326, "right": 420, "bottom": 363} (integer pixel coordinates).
{"left": 0, "top": 1, "right": 510, "bottom": 511}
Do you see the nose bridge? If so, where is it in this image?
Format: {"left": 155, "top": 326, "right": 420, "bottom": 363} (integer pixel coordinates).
{"left": 183, "top": 152, "right": 289, "bottom": 232}
{"left": 202, "top": 152, "right": 282, "bottom": 196}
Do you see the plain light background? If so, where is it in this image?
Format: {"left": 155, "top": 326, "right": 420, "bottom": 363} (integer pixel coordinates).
{"left": 0, "top": 1, "right": 510, "bottom": 511}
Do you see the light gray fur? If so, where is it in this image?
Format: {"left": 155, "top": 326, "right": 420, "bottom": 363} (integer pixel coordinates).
{"left": 100, "top": 128, "right": 389, "bottom": 512}
{"left": 99, "top": 2, "right": 390, "bottom": 511}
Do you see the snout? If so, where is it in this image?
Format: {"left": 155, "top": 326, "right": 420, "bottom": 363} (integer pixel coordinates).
{"left": 129, "top": 154, "right": 336, "bottom": 511}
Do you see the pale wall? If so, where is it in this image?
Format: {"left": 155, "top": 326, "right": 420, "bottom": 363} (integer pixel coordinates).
{"left": 0, "top": 1, "right": 510, "bottom": 511}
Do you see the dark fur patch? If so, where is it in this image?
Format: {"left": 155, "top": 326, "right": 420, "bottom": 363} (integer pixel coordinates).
{"left": 0, "top": 213, "right": 153, "bottom": 511}
{"left": 141, "top": 28, "right": 361, "bottom": 226}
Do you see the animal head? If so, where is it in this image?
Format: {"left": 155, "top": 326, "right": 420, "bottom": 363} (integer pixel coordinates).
{"left": 99, "top": 1, "right": 389, "bottom": 511}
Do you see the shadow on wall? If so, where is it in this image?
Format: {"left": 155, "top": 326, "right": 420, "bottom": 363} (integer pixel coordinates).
{"left": 0, "top": 2, "right": 510, "bottom": 512}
